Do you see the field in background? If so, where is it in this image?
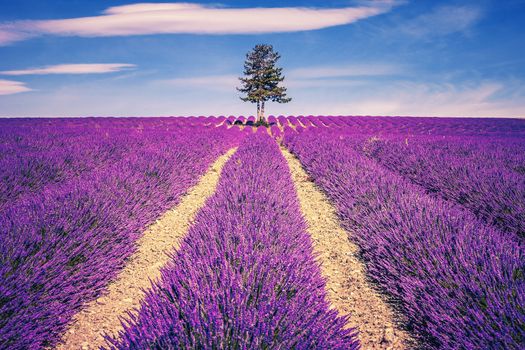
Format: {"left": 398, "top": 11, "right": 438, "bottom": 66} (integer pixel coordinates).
{"left": 1, "top": 115, "right": 524, "bottom": 349}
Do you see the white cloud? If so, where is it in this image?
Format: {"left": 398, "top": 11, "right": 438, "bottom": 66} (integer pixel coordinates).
{"left": 0, "top": 79, "right": 32, "bottom": 95}
{"left": 280, "top": 63, "right": 402, "bottom": 88}
{"left": 0, "top": 2, "right": 399, "bottom": 45}
{"left": 286, "top": 81, "right": 525, "bottom": 118}
{"left": 0, "top": 63, "right": 135, "bottom": 75}
{"left": 158, "top": 74, "right": 239, "bottom": 91}
{"left": 0, "top": 26, "right": 29, "bottom": 45}
{"left": 402, "top": 6, "right": 483, "bottom": 38}
{"left": 348, "top": 83, "right": 502, "bottom": 116}
{"left": 289, "top": 63, "right": 402, "bottom": 79}
{"left": 287, "top": 78, "right": 370, "bottom": 89}
{"left": 155, "top": 63, "right": 401, "bottom": 91}
{"left": 0, "top": 77, "right": 523, "bottom": 118}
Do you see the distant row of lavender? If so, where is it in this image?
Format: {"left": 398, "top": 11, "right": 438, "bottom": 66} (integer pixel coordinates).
{"left": 137, "top": 114, "right": 525, "bottom": 137}
{"left": 107, "top": 131, "right": 357, "bottom": 349}
{"left": 272, "top": 115, "right": 525, "bottom": 239}
{"left": 49, "top": 114, "right": 520, "bottom": 138}
{"left": 285, "top": 129, "right": 525, "bottom": 349}
{"left": 389, "top": 136, "right": 525, "bottom": 176}
{"left": 0, "top": 128, "right": 147, "bottom": 208}
{"left": 0, "top": 117, "right": 232, "bottom": 209}
{"left": 277, "top": 115, "right": 525, "bottom": 137}
{"left": 357, "top": 135, "right": 525, "bottom": 240}
{"left": 0, "top": 119, "right": 242, "bottom": 348}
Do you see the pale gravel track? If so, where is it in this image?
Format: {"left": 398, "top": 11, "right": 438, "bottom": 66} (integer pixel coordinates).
{"left": 56, "top": 148, "right": 237, "bottom": 350}
{"left": 280, "top": 146, "right": 410, "bottom": 350}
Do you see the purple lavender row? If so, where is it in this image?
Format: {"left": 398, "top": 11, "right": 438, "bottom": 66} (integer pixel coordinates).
{"left": 344, "top": 129, "right": 525, "bottom": 175}
{"left": 0, "top": 123, "right": 242, "bottom": 349}
{"left": 107, "top": 130, "right": 357, "bottom": 349}
{"left": 387, "top": 135, "right": 525, "bottom": 176}
{"left": 363, "top": 134, "right": 525, "bottom": 177}
{"left": 284, "top": 130, "right": 525, "bottom": 349}
{"left": 0, "top": 117, "right": 229, "bottom": 207}
{"left": 307, "top": 116, "right": 525, "bottom": 137}
{"left": 286, "top": 115, "right": 525, "bottom": 136}
{"left": 287, "top": 117, "right": 525, "bottom": 238}
{"left": 355, "top": 134, "right": 525, "bottom": 240}
{"left": 0, "top": 130, "right": 142, "bottom": 208}
{"left": 270, "top": 124, "right": 282, "bottom": 139}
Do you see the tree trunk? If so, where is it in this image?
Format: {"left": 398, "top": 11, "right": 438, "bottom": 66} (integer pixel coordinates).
{"left": 260, "top": 101, "right": 265, "bottom": 123}
{"left": 256, "top": 101, "right": 260, "bottom": 121}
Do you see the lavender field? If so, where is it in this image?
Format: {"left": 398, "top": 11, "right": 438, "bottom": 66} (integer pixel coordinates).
{"left": 1, "top": 116, "right": 524, "bottom": 349}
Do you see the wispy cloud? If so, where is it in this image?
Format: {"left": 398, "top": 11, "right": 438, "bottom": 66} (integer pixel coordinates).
{"left": 290, "top": 81, "right": 524, "bottom": 117}
{"left": 1, "top": 76, "right": 523, "bottom": 118}
{"left": 0, "top": 63, "right": 135, "bottom": 75}
{"left": 0, "top": 2, "right": 399, "bottom": 45}
{"left": 401, "top": 5, "right": 483, "bottom": 38}
{"left": 156, "top": 63, "right": 402, "bottom": 91}
{"left": 158, "top": 74, "right": 239, "bottom": 91}
{"left": 0, "top": 25, "right": 28, "bottom": 46}
{"left": 348, "top": 82, "right": 505, "bottom": 116}
{"left": 283, "top": 63, "right": 403, "bottom": 88}
{"left": 289, "top": 63, "right": 402, "bottom": 79}
{"left": 0, "top": 79, "right": 31, "bottom": 95}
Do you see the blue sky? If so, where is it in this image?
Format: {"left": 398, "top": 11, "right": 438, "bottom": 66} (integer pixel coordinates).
{"left": 0, "top": 0, "right": 524, "bottom": 117}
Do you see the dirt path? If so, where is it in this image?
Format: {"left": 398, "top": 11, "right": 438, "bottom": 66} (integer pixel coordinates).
{"left": 280, "top": 146, "right": 410, "bottom": 350}
{"left": 56, "top": 148, "right": 237, "bottom": 350}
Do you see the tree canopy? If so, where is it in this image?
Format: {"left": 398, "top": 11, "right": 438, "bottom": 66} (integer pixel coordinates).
{"left": 237, "top": 44, "right": 291, "bottom": 123}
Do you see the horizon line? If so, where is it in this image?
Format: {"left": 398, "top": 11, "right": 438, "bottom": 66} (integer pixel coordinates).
{"left": 0, "top": 115, "right": 523, "bottom": 119}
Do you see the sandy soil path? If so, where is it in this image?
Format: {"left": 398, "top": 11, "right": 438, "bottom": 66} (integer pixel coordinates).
{"left": 280, "top": 146, "right": 410, "bottom": 350}
{"left": 56, "top": 148, "right": 237, "bottom": 350}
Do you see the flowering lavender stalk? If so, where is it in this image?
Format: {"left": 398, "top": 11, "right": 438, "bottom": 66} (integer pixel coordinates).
{"left": 108, "top": 131, "right": 357, "bottom": 349}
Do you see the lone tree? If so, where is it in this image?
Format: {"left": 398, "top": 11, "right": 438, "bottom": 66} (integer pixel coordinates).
{"left": 237, "top": 44, "right": 291, "bottom": 124}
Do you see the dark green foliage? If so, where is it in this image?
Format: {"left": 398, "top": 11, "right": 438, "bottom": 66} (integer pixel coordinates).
{"left": 254, "top": 119, "right": 270, "bottom": 128}
{"left": 237, "top": 44, "right": 291, "bottom": 121}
